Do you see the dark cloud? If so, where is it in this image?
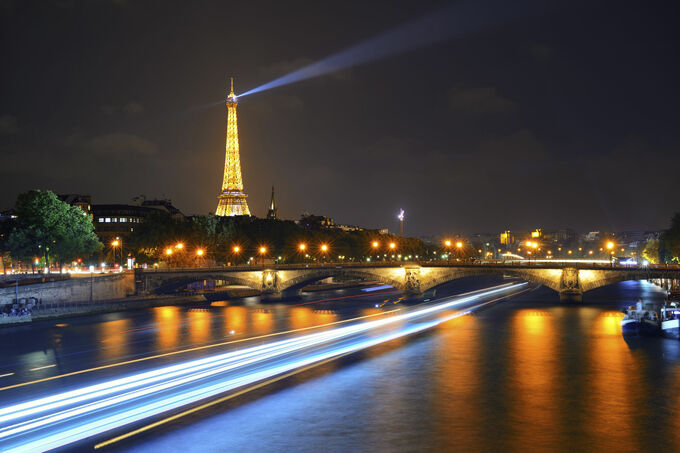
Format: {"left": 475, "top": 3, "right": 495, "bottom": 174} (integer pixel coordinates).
{"left": 123, "top": 102, "right": 144, "bottom": 115}
{"left": 61, "top": 132, "right": 158, "bottom": 156}
{"left": 84, "top": 133, "right": 158, "bottom": 156}
{"left": 101, "top": 105, "right": 115, "bottom": 115}
{"left": 449, "top": 87, "right": 516, "bottom": 115}
{"left": 530, "top": 43, "right": 555, "bottom": 59}
{"left": 0, "top": 115, "right": 19, "bottom": 135}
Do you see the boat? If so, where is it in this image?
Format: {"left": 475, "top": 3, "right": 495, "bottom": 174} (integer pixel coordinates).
{"left": 660, "top": 302, "right": 680, "bottom": 339}
{"left": 621, "top": 300, "right": 660, "bottom": 336}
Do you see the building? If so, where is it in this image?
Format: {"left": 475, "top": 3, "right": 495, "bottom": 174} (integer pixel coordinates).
{"left": 92, "top": 199, "right": 185, "bottom": 243}
{"left": 299, "top": 214, "right": 335, "bottom": 230}
{"left": 500, "top": 230, "right": 514, "bottom": 245}
{"left": 266, "top": 186, "right": 278, "bottom": 220}
{"left": 216, "top": 78, "right": 251, "bottom": 216}
{"left": 58, "top": 194, "right": 92, "bottom": 218}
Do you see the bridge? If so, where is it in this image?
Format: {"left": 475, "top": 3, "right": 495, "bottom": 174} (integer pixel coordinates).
{"left": 134, "top": 263, "right": 680, "bottom": 302}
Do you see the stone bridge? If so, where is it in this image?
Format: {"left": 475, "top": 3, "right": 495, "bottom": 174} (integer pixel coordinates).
{"left": 134, "top": 263, "right": 680, "bottom": 302}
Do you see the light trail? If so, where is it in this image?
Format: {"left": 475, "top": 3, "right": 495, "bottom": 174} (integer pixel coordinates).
{"left": 0, "top": 283, "right": 527, "bottom": 452}
{"left": 27, "top": 365, "right": 56, "bottom": 372}
{"left": 0, "top": 308, "right": 400, "bottom": 393}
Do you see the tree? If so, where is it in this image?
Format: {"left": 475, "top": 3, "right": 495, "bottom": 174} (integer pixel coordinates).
{"left": 662, "top": 212, "right": 680, "bottom": 263}
{"left": 641, "top": 238, "right": 660, "bottom": 264}
{"left": 7, "top": 190, "right": 102, "bottom": 268}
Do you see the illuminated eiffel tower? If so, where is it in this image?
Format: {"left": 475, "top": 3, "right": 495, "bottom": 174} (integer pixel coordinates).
{"left": 216, "top": 77, "right": 251, "bottom": 216}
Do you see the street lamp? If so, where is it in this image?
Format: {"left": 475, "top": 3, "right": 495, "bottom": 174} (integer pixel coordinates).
{"left": 259, "top": 246, "right": 268, "bottom": 265}
{"left": 320, "top": 244, "right": 329, "bottom": 261}
{"left": 111, "top": 237, "right": 121, "bottom": 267}
{"left": 176, "top": 243, "right": 184, "bottom": 250}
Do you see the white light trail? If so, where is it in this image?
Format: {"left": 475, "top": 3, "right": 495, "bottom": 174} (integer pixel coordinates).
{"left": 0, "top": 282, "right": 526, "bottom": 452}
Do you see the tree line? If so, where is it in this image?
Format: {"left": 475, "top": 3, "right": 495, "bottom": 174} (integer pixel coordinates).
{"left": 2, "top": 189, "right": 680, "bottom": 269}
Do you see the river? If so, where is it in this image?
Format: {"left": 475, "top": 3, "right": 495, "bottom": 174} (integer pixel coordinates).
{"left": 0, "top": 277, "right": 676, "bottom": 452}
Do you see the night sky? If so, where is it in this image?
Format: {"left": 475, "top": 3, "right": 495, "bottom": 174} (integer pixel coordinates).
{"left": 2, "top": 0, "right": 679, "bottom": 237}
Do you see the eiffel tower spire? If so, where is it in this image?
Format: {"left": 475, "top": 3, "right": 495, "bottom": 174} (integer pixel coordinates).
{"left": 216, "top": 77, "right": 250, "bottom": 216}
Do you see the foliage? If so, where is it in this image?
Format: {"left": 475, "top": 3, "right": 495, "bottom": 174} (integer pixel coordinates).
{"left": 6, "top": 190, "right": 102, "bottom": 266}
{"left": 662, "top": 212, "right": 680, "bottom": 263}
{"left": 127, "top": 214, "right": 434, "bottom": 265}
{"left": 641, "top": 238, "right": 660, "bottom": 264}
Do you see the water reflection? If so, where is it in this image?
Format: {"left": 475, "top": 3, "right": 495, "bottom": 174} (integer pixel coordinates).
{"left": 509, "top": 309, "right": 558, "bottom": 449}
{"left": 433, "top": 314, "right": 483, "bottom": 450}
{"left": 153, "top": 306, "right": 180, "bottom": 350}
{"left": 585, "top": 310, "right": 637, "bottom": 451}
{"left": 187, "top": 310, "right": 211, "bottom": 344}
{"left": 98, "top": 317, "right": 130, "bottom": 361}
{"left": 224, "top": 306, "right": 247, "bottom": 336}
{"left": 251, "top": 310, "right": 274, "bottom": 335}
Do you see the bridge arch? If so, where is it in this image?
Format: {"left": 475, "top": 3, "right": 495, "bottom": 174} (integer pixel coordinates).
{"left": 143, "top": 273, "right": 262, "bottom": 294}
{"left": 277, "top": 268, "right": 403, "bottom": 294}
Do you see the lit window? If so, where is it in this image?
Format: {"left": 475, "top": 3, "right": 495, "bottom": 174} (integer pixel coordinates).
{"left": 98, "top": 218, "right": 104, "bottom": 222}
{"left": 112, "top": 218, "right": 118, "bottom": 222}
{"left": 105, "top": 218, "right": 111, "bottom": 223}
{"left": 120, "top": 218, "right": 127, "bottom": 223}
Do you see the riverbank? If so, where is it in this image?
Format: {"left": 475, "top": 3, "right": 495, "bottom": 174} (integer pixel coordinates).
{"left": 0, "top": 294, "right": 207, "bottom": 327}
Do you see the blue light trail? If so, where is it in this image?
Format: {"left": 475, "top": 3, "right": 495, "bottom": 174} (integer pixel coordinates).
{"left": 0, "top": 282, "right": 527, "bottom": 452}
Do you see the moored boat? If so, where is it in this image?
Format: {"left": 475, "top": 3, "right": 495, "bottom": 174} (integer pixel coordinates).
{"left": 621, "top": 300, "right": 660, "bottom": 336}
{"left": 661, "top": 302, "right": 680, "bottom": 339}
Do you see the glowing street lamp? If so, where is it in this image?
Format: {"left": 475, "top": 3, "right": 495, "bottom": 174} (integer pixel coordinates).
{"left": 175, "top": 243, "right": 184, "bottom": 250}
{"left": 299, "top": 243, "right": 307, "bottom": 252}
{"left": 444, "top": 239, "right": 452, "bottom": 248}
{"left": 232, "top": 245, "right": 241, "bottom": 254}
{"left": 111, "top": 237, "right": 121, "bottom": 267}
{"left": 258, "top": 246, "right": 268, "bottom": 265}
{"left": 372, "top": 241, "right": 380, "bottom": 249}
{"left": 196, "top": 249, "right": 204, "bottom": 256}
{"left": 606, "top": 241, "right": 615, "bottom": 250}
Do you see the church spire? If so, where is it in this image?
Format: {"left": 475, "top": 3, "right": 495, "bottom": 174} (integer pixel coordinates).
{"left": 266, "top": 185, "right": 278, "bottom": 220}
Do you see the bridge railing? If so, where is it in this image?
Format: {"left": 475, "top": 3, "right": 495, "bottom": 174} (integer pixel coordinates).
{"left": 135, "top": 261, "right": 680, "bottom": 273}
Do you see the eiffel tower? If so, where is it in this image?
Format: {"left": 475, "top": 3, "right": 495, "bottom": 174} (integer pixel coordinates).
{"left": 216, "top": 77, "right": 251, "bottom": 216}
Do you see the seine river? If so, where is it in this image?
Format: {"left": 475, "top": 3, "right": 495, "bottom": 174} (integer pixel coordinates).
{"left": 1, "top": 277, "right": 675, "bottom": 452}
{"left": 116, "top": 278, "right": 676, "bottom": 453}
